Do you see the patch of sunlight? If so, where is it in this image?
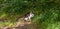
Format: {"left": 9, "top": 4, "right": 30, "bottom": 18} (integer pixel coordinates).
{"left": 55, "top": 27, "right": 59, "bottom": 29}
{"left": 47, "top": 22, "right": 60, "bottom": 29}
{"left": 0, "top": 21, "right": 13, "bottom": 27}
{"left": 0, "top": 13, "right": 7, "bottom": 18}
{"left": 8, "top": 23, "right": 13, "bottom": 27}
{"left": 24, "top": 1, "right": 28, "bottom": 3}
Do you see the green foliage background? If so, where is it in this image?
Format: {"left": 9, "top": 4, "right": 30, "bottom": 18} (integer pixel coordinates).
{"left": 0, "top": 0, "right": 60, "bottom": 29}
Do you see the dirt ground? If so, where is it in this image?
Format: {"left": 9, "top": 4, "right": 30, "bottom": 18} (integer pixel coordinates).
{"left": 0, "top": 20, "right": 37, "bottom": 29}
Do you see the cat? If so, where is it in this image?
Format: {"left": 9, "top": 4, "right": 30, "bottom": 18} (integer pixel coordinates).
{"left": 16, "top": 11, "right": 34, "bottom": 22}
{"left": 23, "top": 12, "right": 34, "bottom": 22}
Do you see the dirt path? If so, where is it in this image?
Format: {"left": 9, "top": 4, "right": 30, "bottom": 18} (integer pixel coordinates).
{"left": 0, "top": 21, "right": 37, "bottom": 29}
{"left": 14, "top": 21, "right": 37, "bottom": 29}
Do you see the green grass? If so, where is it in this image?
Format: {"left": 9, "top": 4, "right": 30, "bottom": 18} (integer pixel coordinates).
{"left": 0, "top": 13, "right": 59, "bottom": 29}
{"left": 0, "top": 0, "right": 60, "bottom": 29}
{"left": 0, "top": 21, "right": 13, "bottom": 27}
